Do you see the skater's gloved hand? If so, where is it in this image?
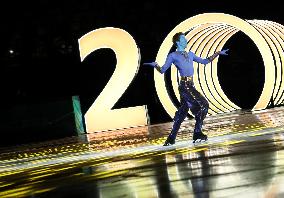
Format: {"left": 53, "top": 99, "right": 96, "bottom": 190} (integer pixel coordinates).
{"left": 143, "top": 62, "right": 157, "bottom": 67}
{"left": 219, "top": 49, "right": 229, "bottom": 55}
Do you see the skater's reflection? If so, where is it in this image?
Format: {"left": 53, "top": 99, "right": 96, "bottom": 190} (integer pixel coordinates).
{"left": 175, "top": 149, "right": 210, "bottom": 198}
{"left": 153, "top": 154, "right": 178, "bottom": 198}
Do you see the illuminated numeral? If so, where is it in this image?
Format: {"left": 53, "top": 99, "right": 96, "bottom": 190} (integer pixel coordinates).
{"left": 78, "top": 27, "right": 148, "bottom": 132}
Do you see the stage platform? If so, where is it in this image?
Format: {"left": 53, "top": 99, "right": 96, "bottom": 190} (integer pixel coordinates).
{"left": 1, "top": 107, "right": 284, "bottom": 197}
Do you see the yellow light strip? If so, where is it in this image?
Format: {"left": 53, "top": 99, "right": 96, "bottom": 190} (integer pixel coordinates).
{"left": 258, "top": 20, "right": 284, "bottom": 105}
{"left": 211, "top": 29, "right": 242, "bottom": 111}
{"left": 188, "top": 26, "right": 228, "bottom": 113}
{"left": 249, "top": 21, "right": 281, "bottom": 104}
{"left": 196, "top": 25, "right": 238, "bottom": 114}
{"left": 186, "top": 24, "right": 240, "bottom": 111}
{"left": 203, "top": 27, "right": 240, "bottom": 112}
{"left": 189, "top": 25, "right": 229, "bottom": 115}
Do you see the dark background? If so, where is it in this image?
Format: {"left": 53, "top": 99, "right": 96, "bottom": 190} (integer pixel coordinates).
{"left": 0, "top": 0, "right": 283, "bottom": 146}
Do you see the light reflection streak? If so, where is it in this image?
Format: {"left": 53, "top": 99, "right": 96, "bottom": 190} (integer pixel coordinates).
{"left": 0, "top": 108, "right": 284, "bottom": 197}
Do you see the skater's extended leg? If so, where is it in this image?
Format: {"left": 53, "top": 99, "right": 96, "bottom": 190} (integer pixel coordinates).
{"left": 180, "top": 80, "right": 209, "bottom": 142}
{"left": 164, "top": 99, "right": 189, "bottom": 146}
{"left": 191, "top": 90, "right": 209, "bottom": 134}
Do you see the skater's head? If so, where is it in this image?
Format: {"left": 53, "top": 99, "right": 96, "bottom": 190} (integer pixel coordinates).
{"left": 172, "top": 32, "right": 187, "bottom": 50}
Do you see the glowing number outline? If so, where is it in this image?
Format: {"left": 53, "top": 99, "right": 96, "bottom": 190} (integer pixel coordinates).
{"left": 78, "top": 27, "right": 148, "bottom": 133}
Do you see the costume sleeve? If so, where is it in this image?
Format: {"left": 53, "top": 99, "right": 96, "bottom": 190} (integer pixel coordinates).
{"left": 192, "top": 52, "right": 210, "bottom": 65}
{"left": 156, "top": 53, "right": 174, "bottom": 74}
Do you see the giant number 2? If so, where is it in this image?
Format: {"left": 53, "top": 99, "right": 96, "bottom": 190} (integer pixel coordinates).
{"left": 78, "top": 27, "right": 148, "bottom": 133}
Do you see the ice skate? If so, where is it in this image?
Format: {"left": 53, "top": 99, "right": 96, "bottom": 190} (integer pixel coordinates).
{"left": 163, "top": 137, "right": 175, "bottom": 146}
{"left": 193, "top": 132, "right": 207, "bottom": 143}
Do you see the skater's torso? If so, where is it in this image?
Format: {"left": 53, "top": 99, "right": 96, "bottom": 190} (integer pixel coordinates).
{"left": 158, "top": 51, "right": 209, "bottom": 77}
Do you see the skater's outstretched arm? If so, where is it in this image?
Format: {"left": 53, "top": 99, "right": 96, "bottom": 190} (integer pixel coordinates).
{"left": 143, "top": 53, "right": 174, "bottom": 74}
{"left": 192, "top": 49, "right": 229, "bottom": 65}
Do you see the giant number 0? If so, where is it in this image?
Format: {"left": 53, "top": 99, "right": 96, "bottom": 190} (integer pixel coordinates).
{"left": 79, "top": 13, "right": 284, "bottom": 133}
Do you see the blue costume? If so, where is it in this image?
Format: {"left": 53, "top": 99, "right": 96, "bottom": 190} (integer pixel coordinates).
{"left": 144, "top": 32, "right": 228, "bottom": 145}
{"left": 156, "top": 51, "right": 210, "bottom": 76}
